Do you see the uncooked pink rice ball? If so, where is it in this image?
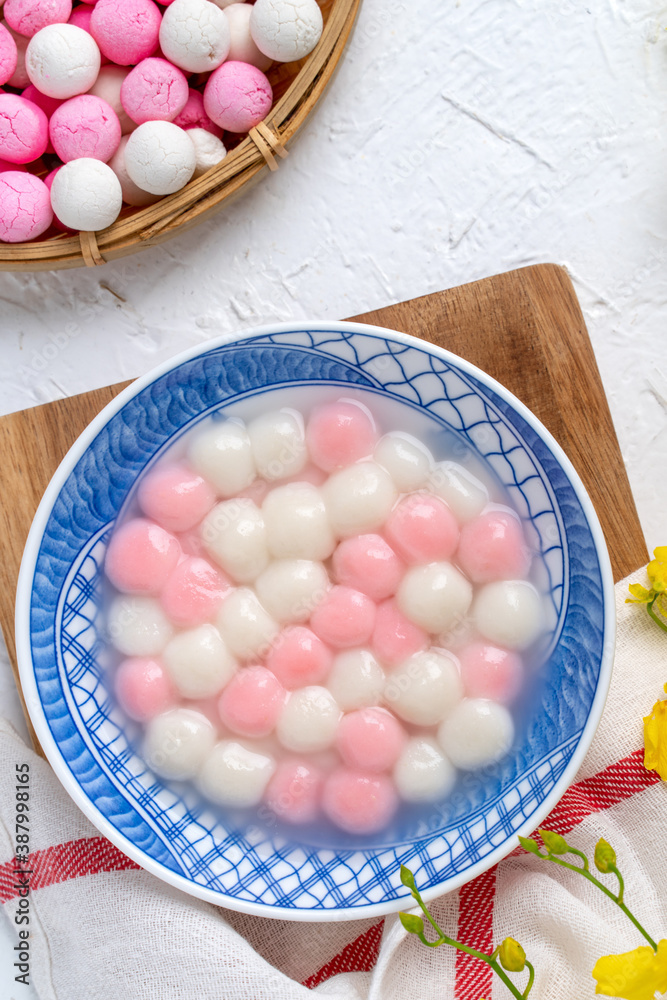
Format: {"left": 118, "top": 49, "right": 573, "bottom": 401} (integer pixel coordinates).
{"left": 0, "top": 23, "right": 18, "bottom": 85}
{"left": 322, "top": 768, "right": 398, "bottom": 835}
{"left": 203, "top": 60, "right": 272, "bottom": 133}
{"left": 0, "top": 171, "right": 52, "bottom": 241}
{"left": 121, "top": 57, "right": 189, "bottom": 125}
{"left": 0, "top": 92, "right": 48, "bottom": 163}
{"left": 172, "top": 87, "right": 222, "bottom": 137}
{"left": 49, "top": 94, "right": 121, "bottom": 162}
{"left": 105, "top": 518, "right": 181, "bottom": 594}
{"left": 5, "top": 0, "right": 73, "bottom": 39}
{"left": 306, "top": 400, "right": 377, "bottom": 472}
{"left": 115, "top": 656, "right": 177, "bottom": 721}
{"left": 90, "top": 0, "right": 161, "bottom": 65}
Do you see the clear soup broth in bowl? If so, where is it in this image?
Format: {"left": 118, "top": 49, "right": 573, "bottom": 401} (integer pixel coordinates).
{"left": 16, "top": 323, "right": 614, "bottom": 919}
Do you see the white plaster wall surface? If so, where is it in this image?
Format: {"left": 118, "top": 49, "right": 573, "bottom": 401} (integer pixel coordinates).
{"left": 0, "top": 0, "right": 665, "bottom": 993}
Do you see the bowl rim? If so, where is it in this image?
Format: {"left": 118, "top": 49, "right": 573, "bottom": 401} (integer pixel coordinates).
{"left": 15, "top": 320, "right": 616, "bottom": 921}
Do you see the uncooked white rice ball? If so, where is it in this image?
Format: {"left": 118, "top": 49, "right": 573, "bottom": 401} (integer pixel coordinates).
{"left": 322, "top": 462, "right": 397, "bottom": 538}
{"left": 50, "top": 159, "right": 122, "bottom": 231}
{"left": 163, "top": 624, "right": 236, "bottom": 698}
{"left": 263, "top": 482, "right": 335, "bottom": 561}
{"left": 159, "top": 0, "right": 231, "bottom": 73}
{"left": 198, "top": 740, "right": 276, "bottom": 807}
{"left": 250, "top": 0, "right": 323, "bottom": 62}
{"left": 201, "top": 498, "right": 268, "bottom": 582}
{"left": 144, "top": 708, "right": 216, "bottom": 780}
{"left": 216, "top": 587, "right": 279, "bottom": 660}
{"left": 384, "top": 649, "right": 463, "bottom": 726}
{"left": 247, "top": 409, "right": 307, "bottom": 481}
{"left": 473, "top": 580, "right": 544, "bottom": 649}
{"left": 277, "top": 686, "right": 340, "bottom": 753}
{"left": 107, "top": 595, "right": 173, "bottom": 656}
{"left": 374, "top": 433, "right": 432, "bottom": 492}
{"left": 438, "top": 698, "right": 514, "bottom": 769}
{"left": 327, "top": 648, "right": 385, "bottom": 711}
{"left": 188, "top": 420, "right": 256, "bottom": 498}
{"left": 124, "top": 121, "right": 196, "bottom": 196}
{"left": 254, "top": 559, "right": 329, "bottom": 623}
{"left": 397, "top": 562, "right": 473, "bottom": 635}
{"left": 393, "top": 737, "right": 457, "bottom": 803}
{"left": 188, "top": 127, "right": 226, "bottom": 178}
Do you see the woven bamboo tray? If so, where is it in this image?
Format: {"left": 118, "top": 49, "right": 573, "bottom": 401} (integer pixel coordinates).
{"left": 0, "top": 0, "right": 361, "bottom": 272}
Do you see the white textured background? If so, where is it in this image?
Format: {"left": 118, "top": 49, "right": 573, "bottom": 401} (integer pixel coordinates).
{"left": 1, "top": 0, "right": 666, "bottom": 994}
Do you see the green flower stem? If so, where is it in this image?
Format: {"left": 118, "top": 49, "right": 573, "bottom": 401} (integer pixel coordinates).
{"left": 523, "top": 961, "right": 535, "bottom": 999}
{"left": 647, "top": 596, "right": 667, "bottom": 634}
{"left": 611, "top": 865, "right": 625, "bottom": 906}
{"left": 411, "top": 891, "right": 529, "bottom": 1000}
{"left": 566, "top": 847, "right": 589, "bottom": 871}
{"left": 543, "top": 856, "right": 657, "bottom": 950}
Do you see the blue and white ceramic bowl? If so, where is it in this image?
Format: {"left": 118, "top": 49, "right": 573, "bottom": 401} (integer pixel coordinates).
{"left": 16, "top": 322, "right": 615, "bottom": 920}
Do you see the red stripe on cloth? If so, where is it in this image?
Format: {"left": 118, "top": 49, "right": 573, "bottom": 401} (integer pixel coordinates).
{"left": 302, "top": 920, "right": 384, "bottom": 989}
{"left": 454, "top": 866, "right": 497, "bottom": 1000}
{"left": 0, "top": 836, "right": 140, "bottom": 904}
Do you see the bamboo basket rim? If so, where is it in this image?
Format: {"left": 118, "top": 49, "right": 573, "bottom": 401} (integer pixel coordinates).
{"left": 0, "top": 0, "right": 361, "bottom": 272}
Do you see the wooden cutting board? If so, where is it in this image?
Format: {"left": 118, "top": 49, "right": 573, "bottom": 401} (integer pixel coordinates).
{"left": 0, "top": 263, "right": 647, "bottom": 753}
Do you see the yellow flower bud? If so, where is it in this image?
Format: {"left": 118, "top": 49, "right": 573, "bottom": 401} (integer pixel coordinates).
{"left": 498, "top": 937, "right": 526, "bottom": 973}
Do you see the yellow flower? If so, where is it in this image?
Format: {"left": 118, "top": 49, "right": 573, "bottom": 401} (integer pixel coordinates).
{"left": 648, "top": 548, "right": 667, "bottom": 594}
{"left": 644, "top": 684, "right": 667, "bottom": 781}
{"left": 593, "top": 939, "right": 667, "bottom": 999}
{"left": 626, "top": 583, "right": 654, "bottom": 605}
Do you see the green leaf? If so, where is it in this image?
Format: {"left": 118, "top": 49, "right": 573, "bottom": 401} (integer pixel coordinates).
{"left": 399, "top": 912, "right": 424, "bottom": 935}
{"left": 594, "top": 838, "right": 617, "bottom": 874}
{"left": 400, "top": 865, "right": 417, "bottom": 890}
{"left": 498, "top": 937, "right": 526, "bottom": 973}
{"left": 539, "top": 829, "right": 570, "bottom": 855}
{"left": 518, "top": 836, "right": 543, "bottom": 856}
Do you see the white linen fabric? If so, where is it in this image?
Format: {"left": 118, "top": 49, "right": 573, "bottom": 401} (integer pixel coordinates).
{"left": 1, "top": 569, "right": 666, "bottom": 1000}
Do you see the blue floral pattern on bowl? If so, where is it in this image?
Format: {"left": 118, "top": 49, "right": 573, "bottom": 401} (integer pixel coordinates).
{"left": 17, "top": 324, "right": 614, "bottom": 919}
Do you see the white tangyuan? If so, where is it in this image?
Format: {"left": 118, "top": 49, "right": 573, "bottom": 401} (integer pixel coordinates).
{"left": 428, "top": 462, "right": 489, "bottom": 523}
{"left": 201, "top": 498, "right": 268, "bottom": 582}
{"left": 277, "top": 686, "right": 340, "bottom": 753}
{"left": 373, "top": 433, "right": 432, "bottom": 492}
{"left": 393, "top": 737, "right": 457, "bottom": 803}
{"left": 397, "top": 562, "right": 473, "bottom": 635}
{"left": 216, "top": 587, "right": 279, "bottom": 660}
{"left": 124, "top": 121, "right": 196, "bottom": 196}
{"left": 474, "top": 580, "right": 544, "bottom": 650}
{"left": 438, "top": 699, "right": 514, "bottom": 770}
{"left": 254, "top": 559, "right": 329, "bottom": 623}
{"left": 107, "top": 595, "right": 173, "bottom": 656}
{"left": 144, "top": 708, "right": 216, "bottom": 780}
{"left": 247, "top": 409, "right": 307, "bottom": 481}
{"left": 262, "top": 482, "right": 335, "bottom": 561}
{"left": 189, "top": 127, "right": 226, "bottom": 178}
{"left": 323, "top": 462, "right": 397, "bottom": 538}
{"left": 327, "top": 649, "right": 385, "bottom": 711}
{"left": 188, "top": 420, "right": 256, "bottom": 498}
{"left": 159, "top": 0, "right": 231, "bottom": 73}
{"left": 250, "top": 0, "right": 323, "bottom": 62}
{"left": 384, "top": 649, "right": 463, "bottom": 726}
{"left": 163, "top": 624, "right": 236, "bottom": 699}
{"left": 198, "top": 740, "right": 276, "bottom": 807}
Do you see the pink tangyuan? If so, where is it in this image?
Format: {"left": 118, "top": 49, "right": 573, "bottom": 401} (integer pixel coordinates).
{"left": 336, "top": 708, "right": 407, "bottom": 773}
{"left": 4, "top": 0, "right": 73, "bottom": 38}
{"left": 332, "top": 533, "right": 404, "bottom": 602}
{"left": 90, "top": 0, "right": 162, "bottom": 66}
{"left": 371, "top": 598, "right": 428, "bottom": 667}
{"left": 120, "top": 57, "right": 189, "bottom": 126}
{"left": 322, "top": 768, "right": 398, "bottom": 835}
{"left": 385, "top": 493, "right": 460, "bottom": 565}
{"left": 305, "top": 399, "right": 378, "bottom": 473}
{"left": 105, "top": 517, "right": 181, "bottom": 595}
{"left": 49, "top": 94, "right": 121, "bottom": 163}
{"left": 264, "top": 759, "right": 323, "bottom": 824}
{"left": 309, "top": 586, "right": 376, "bottom": 649}
{"left": 217, "top": 665, "right": 285, "bottom": 738}
{"left": 0, "top": 93, "right": 48, "bottom": 164}
{"left": 0, "top": 171, "right": 53, "bottom": 241}
{"left": 137, "top": 462, "right": 216, "bottom": 533}
{"left": 0, "top": 23, "right": 18, "bottom": 86}
{"left": 160, "top": 556, "right": 231, "bottom": 628}
{"left": 172, "top": 88, "right": 223, "bottom": 138}
{"left": 456, "top": 509, "right": 532, "bottom": 584}
{"left": 115, "top": 656, "right": 177, "bottom": 721}
{"left": 265, "top": 626, "right": 332, "bottom": 689}
{"left": 458, "top": 642, "right": 524, "bottom": 705}
{"left": 203, "top": 60, "right": 272, "bottom": 134}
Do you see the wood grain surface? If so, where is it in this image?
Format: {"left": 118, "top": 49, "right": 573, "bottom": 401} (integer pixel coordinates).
{"left": 0, "top": 263, "right": 647, "bottom": 752}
